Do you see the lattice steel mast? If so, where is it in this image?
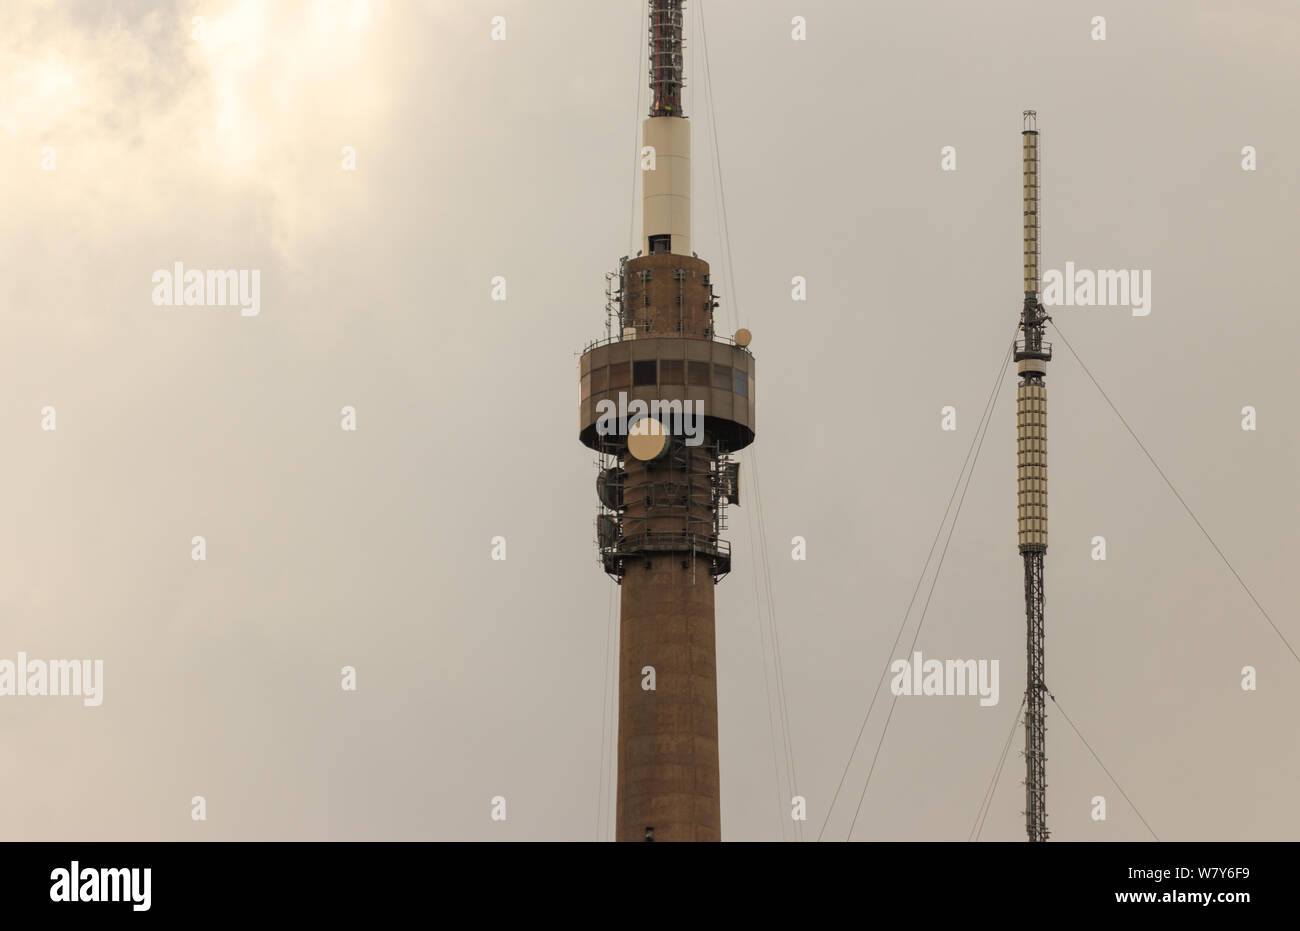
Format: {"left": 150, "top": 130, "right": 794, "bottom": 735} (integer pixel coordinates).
{"left": 1014, "top": 110, "right": 1051, "bottom": 842}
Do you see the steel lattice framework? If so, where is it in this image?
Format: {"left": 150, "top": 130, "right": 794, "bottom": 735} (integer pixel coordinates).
{"left": 1015, "top": 111, "right": 1051, "bottom": 842}
{"left": 1022, "top": 549, "right": 1047, "bottom": 841}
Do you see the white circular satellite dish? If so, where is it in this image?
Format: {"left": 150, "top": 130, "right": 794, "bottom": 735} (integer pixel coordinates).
{"left": 628, "top": 416, "right": 669, "bottom": 461}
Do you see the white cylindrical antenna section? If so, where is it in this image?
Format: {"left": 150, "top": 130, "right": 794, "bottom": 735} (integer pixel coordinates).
{"left": 642, "top": 116, "right": 691, "bottom": 256}
{"left": 1022, "top": 110, "right": 1039, "bottom": 296}
{"left": 1016, "top": 382, "right": 1048, "bottom": 549}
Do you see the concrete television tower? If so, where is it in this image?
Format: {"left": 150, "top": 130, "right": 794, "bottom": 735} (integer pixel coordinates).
{"left": 1015, "top": 110, "right": 1051, "bottom": 842}
{"left": 578, "top": 0, "right": 756, "bottom": 842}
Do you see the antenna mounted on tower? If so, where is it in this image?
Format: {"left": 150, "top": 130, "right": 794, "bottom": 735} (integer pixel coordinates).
{"left": 649, "top": 0, "right": 686, "bottom": 116}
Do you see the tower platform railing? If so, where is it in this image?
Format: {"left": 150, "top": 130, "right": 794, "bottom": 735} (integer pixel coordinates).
{"left": 599, "top": 530, "right": 731, "bottom": 580}
{"left": 1013, "top": 338, "right": 1053, "bottom": 361}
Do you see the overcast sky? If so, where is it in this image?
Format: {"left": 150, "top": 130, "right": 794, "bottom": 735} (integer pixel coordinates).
{"left": 0, "top": 0, "right": 1296, "bottom": 841}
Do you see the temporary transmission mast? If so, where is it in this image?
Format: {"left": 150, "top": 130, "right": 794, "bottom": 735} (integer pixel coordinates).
{"left": 1014, "top": 110, "right": 1051, "bottom": 842}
